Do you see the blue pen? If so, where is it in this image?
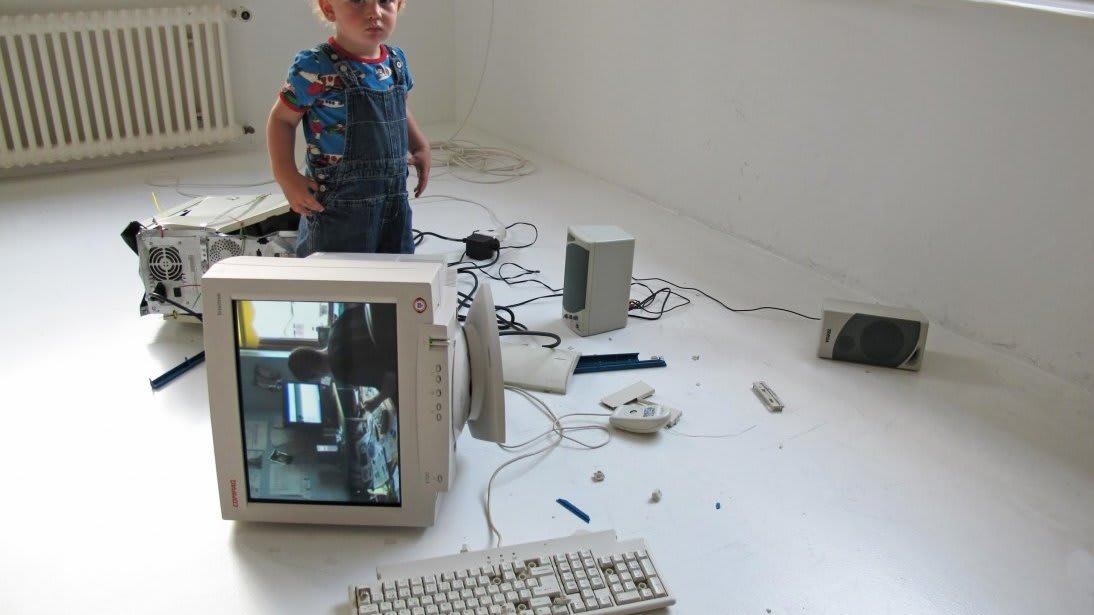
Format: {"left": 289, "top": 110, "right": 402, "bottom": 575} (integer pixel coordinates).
{"left": 150, "top": 351, "right": 206, "bottom": 390}
{"left": 555, "top": 498, "right": 590, "bottom": 523}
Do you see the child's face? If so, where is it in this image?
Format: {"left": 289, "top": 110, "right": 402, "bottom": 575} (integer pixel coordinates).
{"left": 318, "top": 0, "right": 402, "bottom": 56}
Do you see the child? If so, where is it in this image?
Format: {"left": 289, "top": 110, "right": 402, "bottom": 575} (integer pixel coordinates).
{"left": 268, "top": 0, "right": 431, "bottom": 256}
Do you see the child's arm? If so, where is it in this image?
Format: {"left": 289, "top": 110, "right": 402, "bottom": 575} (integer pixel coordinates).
{"left": 406, "top": 106, "right": 431, "bottom": 198}
{"left": 267, "top": 100, "right": 323, "bottom": 216}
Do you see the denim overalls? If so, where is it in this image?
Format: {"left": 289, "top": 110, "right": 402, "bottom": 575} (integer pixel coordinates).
{"left": 295, "top": 43, "right": 414, "bottom": 257}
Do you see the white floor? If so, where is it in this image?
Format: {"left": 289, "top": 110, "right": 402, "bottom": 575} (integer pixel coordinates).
{"left": 1, "top": 130, "right": 1092, "bottom": 615}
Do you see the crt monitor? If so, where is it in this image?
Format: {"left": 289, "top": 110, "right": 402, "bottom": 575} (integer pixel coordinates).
{"left": 201, "top": 253, "right": 505, "bottom": 526}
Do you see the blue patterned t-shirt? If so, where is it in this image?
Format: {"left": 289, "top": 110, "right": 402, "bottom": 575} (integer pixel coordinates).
{"left": 278, "top": 38, "right": 414, "bottom": 169}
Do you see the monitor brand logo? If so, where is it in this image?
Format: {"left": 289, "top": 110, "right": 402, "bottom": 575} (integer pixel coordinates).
{"left": 216, "top": 293, "right": 223, "bottom": 316}
{"left": 230, "top": 479, "right": 239, "bottom": 508}
{"left": 825, "top": 328, "right": 832, "bottom": 343}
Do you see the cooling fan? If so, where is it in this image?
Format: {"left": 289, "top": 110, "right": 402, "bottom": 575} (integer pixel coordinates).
{"left": 148, "top": 246, "right": 186, "bottom": 282}
{"left": 206, "top": 237, "right": 245, "bottom": 271}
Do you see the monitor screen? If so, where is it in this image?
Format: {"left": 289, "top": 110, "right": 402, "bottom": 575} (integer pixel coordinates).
{"left": 284, "top": 382, "right": 323, "bottom": 425}
{"left": 234, "top": 299, "right": 402, "bottom": 507}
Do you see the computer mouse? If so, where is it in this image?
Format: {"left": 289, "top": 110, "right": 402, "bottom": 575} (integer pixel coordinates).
{"left": 609, "top": 401, "right": 672, "bottom": 434}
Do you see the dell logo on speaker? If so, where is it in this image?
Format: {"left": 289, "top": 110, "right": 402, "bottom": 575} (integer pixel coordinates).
{"left": 824, "top": 328, "right": 832, "bottom": 343}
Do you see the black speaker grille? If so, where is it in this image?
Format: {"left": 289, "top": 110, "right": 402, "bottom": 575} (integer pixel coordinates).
{"left": 860, "top": 320, "right": 904, "bottom": 362}
{"left": 832, "top": 314, "right": 921, "bottom": 368}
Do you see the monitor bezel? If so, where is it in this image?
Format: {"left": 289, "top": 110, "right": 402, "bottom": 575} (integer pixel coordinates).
{"left": 202, "top": 256, "right": 452, "bottom": 526}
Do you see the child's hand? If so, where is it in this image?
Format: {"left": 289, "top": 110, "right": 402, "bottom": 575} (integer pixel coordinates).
{"left": 281, "top": 173, "right": 324, "bottom": 217}
{"left": 408, "top": 146, "right": 431, "bottom": 198}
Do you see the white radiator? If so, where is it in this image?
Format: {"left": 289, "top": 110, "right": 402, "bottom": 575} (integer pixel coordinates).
{"left": 0, "top": 5, "right": 239, "bottom": 170}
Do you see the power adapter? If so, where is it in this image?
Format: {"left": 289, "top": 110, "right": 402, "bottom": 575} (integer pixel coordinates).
{"left": 464, "top": 232, "right": 500, "bottom": 260}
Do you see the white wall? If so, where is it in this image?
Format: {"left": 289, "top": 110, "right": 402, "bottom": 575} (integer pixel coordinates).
{"left": 5, "top": 0, "right": 1092, "bottom": 390}
{"left": 223, "top": 0, "right": 456, "bottom": 144}
{"left": 2, "top": 0, "right": 457, "bottom": 145}
{"left": 450, "top": 0, "right": 1094, "bottom": 391}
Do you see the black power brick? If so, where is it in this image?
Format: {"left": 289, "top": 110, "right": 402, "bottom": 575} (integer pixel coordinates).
{"left": 464, "top": 233, "right": 500, "bottom": 260}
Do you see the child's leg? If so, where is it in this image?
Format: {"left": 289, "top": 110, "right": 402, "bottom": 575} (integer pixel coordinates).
{"left": 377, "top": 195, "right": 414, "bottom": 254}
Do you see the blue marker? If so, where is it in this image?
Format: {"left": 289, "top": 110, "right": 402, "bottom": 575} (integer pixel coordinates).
{"left": 150, "top": 351, "right": 206, "bottom": 390}
{"left": 556, "top": 498, "right": 590, "bottom": 523}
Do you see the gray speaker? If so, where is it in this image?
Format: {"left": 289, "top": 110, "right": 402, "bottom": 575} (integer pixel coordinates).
{"left": 562, "top": 225, "right": 634, "bottom": 336}
{"left": 818, "top": 299, "right": 928, "bottom": 370}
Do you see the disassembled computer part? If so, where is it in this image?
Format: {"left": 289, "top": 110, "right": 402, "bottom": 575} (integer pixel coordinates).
{"left": 599, "top": 380, "right": 655, "bottom": 409}
{"left": 752, "top": 381, "right": 784, "bottom": 413}
{"left": 120, "top": 194, "right": 298, "bottom": 320}
{"left": 609, "top": 401, "right": 673, "bottom": 434}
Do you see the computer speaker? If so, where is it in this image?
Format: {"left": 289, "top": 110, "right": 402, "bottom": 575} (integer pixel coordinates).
{"left": 562, "top": 225, "right": 635, "bottom": 337}
{"left": 818, "top": 299, "right": 928, "bottom": 370}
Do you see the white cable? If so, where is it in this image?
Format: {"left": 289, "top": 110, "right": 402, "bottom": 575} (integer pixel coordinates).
{"left": 484, "top": 387, "right": 611, "bottom": 548}
{"left": 447, "top": 0, "right": 494, "bottom": 143}
{"left": 145, "top": 175, "right": 279, "bottom": 198}
{"left": 416, "top": 193, "right": 508, "bottom": 242}
{"left": 429, "top": 0, "right": 536, "bottom": 184}
{"left": 430, "top": 139, "right": 535, "bottom": 184}
{"left": 200, "top": 193, "right": 274, "bottom": 230}
{"left": 664, "top": 423, "right": 757, "bottom": 439}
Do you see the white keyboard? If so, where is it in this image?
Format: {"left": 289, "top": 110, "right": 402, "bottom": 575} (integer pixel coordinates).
{"left": 349, "top": 530, "right": 675, "bottom": 615}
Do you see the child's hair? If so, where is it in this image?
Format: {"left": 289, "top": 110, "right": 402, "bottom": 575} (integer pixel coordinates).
{"left": 312, "top": 0, "right": 407, "bottom": 25}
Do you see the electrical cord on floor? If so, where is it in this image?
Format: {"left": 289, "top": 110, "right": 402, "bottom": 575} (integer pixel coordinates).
{"left": 429, "top": 1, "right": 535, "bottom": 185}
{"left": 500, "top": 293, "right": 564, "bottom": 310}
{"left": 498, "top": 222, "right": 539, "bottom": 250}
{"left": 481, "top": 263, "right": 561, "bottom": 293}
{"left": 414, "top": 229, "right": 465, "bottom": 246}
{"left": 632, "top": 275, "right": 821, "bottom": 321}
{"left": 493, "top": 305, "right": 521, "bottom": 331}
{"left": 441, "top": 222, "right": 560, "bottom": 332}
{"left": 498, "top": 330, "right": 561, "bottom": 348}
{"left": 453, "top": 248, "right": 502, "bottom": 270}
{"left": 415, "top": 195, "right": 509, "bottom": 243}
{"left": 665, "top": 424, "right": 758, "bottom": 439}
{"left": 484, "top": 386, "right": 610, "bottom": 548}
{"left": 628, "top": 283, "right": 692, "bottom": 321}
{"left": 430, "top": 140, "right": 535, "bottom": 184}
{"left": 454, "top": 270, "right": 482, "bottom": 317}
{"left": 145, "top": 175, "right": 279, "bottom": 199}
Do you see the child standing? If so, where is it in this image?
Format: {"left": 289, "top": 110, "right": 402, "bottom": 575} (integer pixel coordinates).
{"left": 268, "top": 0, "right": 431, "bottom": 256}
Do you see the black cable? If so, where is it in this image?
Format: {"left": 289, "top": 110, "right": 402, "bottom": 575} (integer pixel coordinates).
{"left": 499, "top": 330, "right": 561, "bottom": 348}
{"left": 414, "top": 229, "right": 465, "bottom": 245}
{"left": 455, "top": 274, "right": 480, "bottom": 316}
{"left": 500, "top": 292, "right": 564, "bottom": 309}
{"left": 627, "top": 283, "right": 691, "bottom": 321}
{"left": 500, "top": 221, "right": 539, "bottom": 250}
{"left": 455, "top": 269, "right": 528, "bottom": 331}
{"left": 443, "top": 227, "right": 560, "bottom": 331}
{"left": 494, "top": 306, "right": 523, "bottom": 331}
{"left": 453, "top": 249, "right": 500, "bottom": 271}
{"left": 632, "top": 275, "right": 820, "bottom": 320}
{"left": 480, "top": 262, "right": 561, "bottom": 293}
{"left": 147, "top": 292, "right": 203, "bottom": 321}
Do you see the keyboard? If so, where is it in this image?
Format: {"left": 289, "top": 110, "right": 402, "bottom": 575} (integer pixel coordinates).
{"left": 349, "top": 530, "right": 675, "bottom": 615}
